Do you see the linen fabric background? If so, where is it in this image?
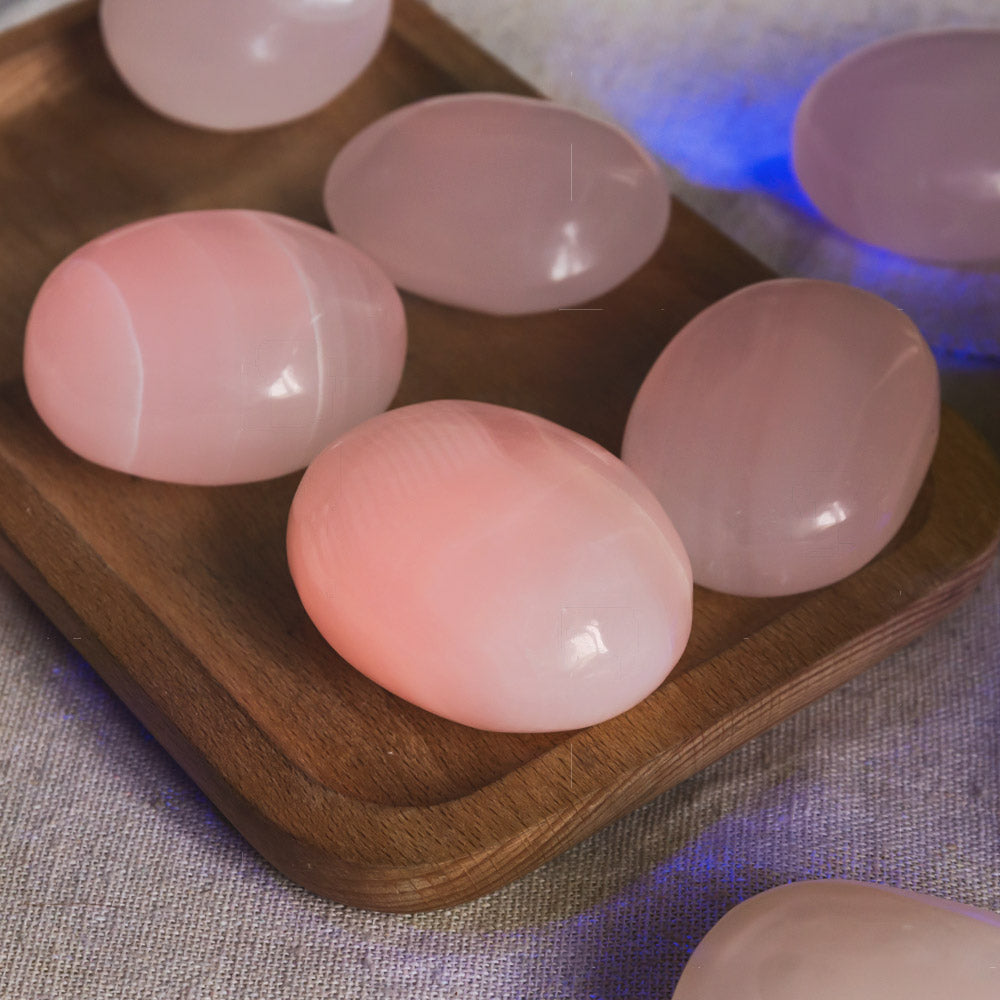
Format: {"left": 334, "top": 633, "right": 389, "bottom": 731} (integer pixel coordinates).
{"left": 1, "top": 1, "right": 998, "bottom": 998}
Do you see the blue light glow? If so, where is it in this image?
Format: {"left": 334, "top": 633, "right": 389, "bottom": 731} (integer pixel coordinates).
{"left": 580, "top": 22, "right": 1000, "bottom": 366}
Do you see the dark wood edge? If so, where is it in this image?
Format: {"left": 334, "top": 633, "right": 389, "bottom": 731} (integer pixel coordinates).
{"left": 392, "top": 0, "right": 535, "bottom": 98}
{"left": 0, "top": 0, "right": 531, "bottom": 92}
{"left": 0, "top": 0, "right": 96, "bottom": 62}
{"left": 2, "top": 0, "right": 999, "bottom": 911}
{"left": 2, "top": 408, "right": 997, "bottom": 911}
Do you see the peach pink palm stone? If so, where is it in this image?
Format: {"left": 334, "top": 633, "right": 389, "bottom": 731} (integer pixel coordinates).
{"left": 99, "top": 0, "right": 391, "bottom": 131}
{"left": 673, "top": 880, "right": 1000, "bottom": 1000}
{"left": 24, "top": 210, "right": 406, "bottom": 485}
{"left": 622, "top": 279, "right": 939, "bottom": 597}
{"left": 793, "top": 29, "right": 1000, "bottom": 260}
{"left": 287, "top": 400, "right": 693, "bottom": 732}
{"left": 323, "top": 94, "right": 671, "bottom": 314}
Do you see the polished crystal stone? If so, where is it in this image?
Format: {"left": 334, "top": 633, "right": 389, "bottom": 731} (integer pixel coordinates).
{"left": 793, "top": 29, "right": 1000, "bottom": 260}
{"left": 621, "top": 279, "right": 939, "bottom": 597}
{"left": 99, "top": 0, "right": 391, "bottom": 131}
{"left": 24, "top": 210, "right": 406, "bottom": 485}
{"left": 287, "top": 400, "right": 693, "bottom": 732}
{"left": 323, "top": 93, "right": 671, "bottom": 315}
{"left": 673, "top": 880, "right": 1000, "bottom": 1000}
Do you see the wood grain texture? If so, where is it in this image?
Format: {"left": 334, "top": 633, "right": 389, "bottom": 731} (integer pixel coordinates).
{"left": 1, "top": 1, "right": 999, "bottom": 912}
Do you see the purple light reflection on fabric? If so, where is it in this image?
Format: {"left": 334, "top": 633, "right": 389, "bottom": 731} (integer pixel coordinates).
{"left": 46, "top": 648, "right": 228, "bottom": 831}
{"left": 591, "top": 38, "right": 1000, "bottom": 364}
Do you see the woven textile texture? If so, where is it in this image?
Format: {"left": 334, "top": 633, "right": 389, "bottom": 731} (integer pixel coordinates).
{"left": 2, "top": 545, "right": 997, "bottom": 999}
{"left": 1, "top": 1, "right": 999, "bottom": 998}
{"left": 427, "top": 0, "right": 1000, "bottom": 364}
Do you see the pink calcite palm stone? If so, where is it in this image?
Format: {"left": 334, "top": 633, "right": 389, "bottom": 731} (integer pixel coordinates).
{"left": 323, "top": 93, "right": 671, "bottom": 314}
{"left": 286, "top": 400, "right": 693, "bottom": 732}
{"left": 793, "top": 29, "right": 1000, "bottom": 260}
{"left": 621, "top": 279, "right": 939, "bottom": 597}
{"left": 24, "top": 210, "right": 406, "bottom": 485}
{"left": 99, "top": 0, "right": 391, "bottom": 130}
{"left": 673, "top": 880, "right": 1000, "bottom": 1000}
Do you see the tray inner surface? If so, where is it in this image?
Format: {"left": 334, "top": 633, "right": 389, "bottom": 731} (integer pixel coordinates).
{"left": 1, "top": 1, "right": 998, "bottom": 911}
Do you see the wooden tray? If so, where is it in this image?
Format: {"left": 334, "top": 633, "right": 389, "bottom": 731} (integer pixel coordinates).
{"left": 2, "top": 1, "right": 998, "bottom": 913}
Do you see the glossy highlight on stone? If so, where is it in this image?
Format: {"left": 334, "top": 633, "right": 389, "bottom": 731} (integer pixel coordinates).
{"left": 323, "top": 93, "right": 671, "bottom": 314}
{"left": 287, "top": 400, "right": 693, "bottom": 732}
{"left": 622, "top": 279, "right": 939, "bottom": 597}
{"left": 99, "top": 0, "right": 391, "bottom": 131}
{"left": 793, "top": 29, "right": 1000, "bottom": 261}
{"left": 673, "top": 880, "right": 1000, "bottom": 1000}
{"left": 24, "top": 210, "right": 406, "bottom": 485}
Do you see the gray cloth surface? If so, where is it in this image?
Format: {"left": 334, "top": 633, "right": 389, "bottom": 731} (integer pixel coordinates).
{"left": 2, "top": 545, "right": 998, "bottom": 998}
{"left": 1, "top": 1, "right": 999, "bottom": 998}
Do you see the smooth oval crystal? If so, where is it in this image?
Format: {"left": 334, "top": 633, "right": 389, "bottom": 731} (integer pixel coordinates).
{"left": 674, "top": 880, "right": 1000, "bottom": 1000}
{"left": 621, "top": 279, "right": 939, "bottom": 597}
{"left": 99, "top": 0, "right": 392, "bottom": 131}
{"left": 323, "top": 93, "right": 671, "bottom": 315}
{"left": 793, "top": 29, "right": 1000, "bottom": 260}
{"left": 287, "top": 400, "right": 693, "bottom": 732}
{"left": 24, "top": 210, "right": 406, "bottom": 485}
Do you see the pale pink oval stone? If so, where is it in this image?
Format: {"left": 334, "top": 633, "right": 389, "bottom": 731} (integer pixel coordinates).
{"left": 621, "top": 279, "right": 939, "bottom": 597}
{"left": 674, "top": 880, "right": 1000, "bottom": 1000}
{"left": 793, "top": 29, "right": 1000, "bottom": 260}
{"left": 287, "top": 400, "right": 693, "bottom": 732}
{"left": 323, "top": 93, "right": 671, "bottom": 315}
{"left": 24, "top": 210, "right": 406, "bottom": 485}
{"left": 99, "top": 0, "right": 391, "bottom": 131}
